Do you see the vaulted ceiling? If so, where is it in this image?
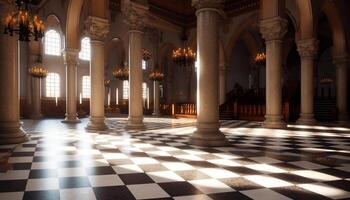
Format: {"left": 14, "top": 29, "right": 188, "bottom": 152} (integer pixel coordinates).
{"left": 148, "top": 0, "right": 259, "bottom": 28}
{"left": 31, "top": 0, "right": 259, "bottom": 28}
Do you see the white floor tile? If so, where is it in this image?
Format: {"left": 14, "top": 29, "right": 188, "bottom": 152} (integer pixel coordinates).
{"left": 127, "top": 183, "right": 170, "bottom": 199}
{"left": 241, "top": 188, "right": 292, "bottom": 200}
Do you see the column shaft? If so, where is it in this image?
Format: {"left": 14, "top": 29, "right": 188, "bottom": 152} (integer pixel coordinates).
{"left": 84, "top": 16, "right": 110, "bottom": 131}
{"left": 260, "top": 17, "right": 287, "bottom": 128}
{"left": 190, "top": 1, "right": 228, "bottom": 146}
{"left": 62, "top": 49, "right": 80, "bottom": 123}
{"left": 87, "top": 40, "right": 108, "bottom": 130}
{"left": 219, "top": 67, "right": 226, "bottom": 105}
{"left": 297, "top": 39, "right": 318, "bottom": 125}
{"left": 0, "top": 1, "right": 28, "bottom": 144}
{"left": 31, "top": 78, "right": 42, "bottom": 119}
{"left": 128, "top": 30, "right": 144, "bottom": 128}
{"left": 153, "top": 81, "right": 160, "bottom": 115}
{"left": 333, "top": 54, "right": 349, "bottom": 124}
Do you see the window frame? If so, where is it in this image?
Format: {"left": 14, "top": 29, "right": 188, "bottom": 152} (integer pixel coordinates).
{"left": 44, "top": 29, "right": 61, "bottom": 56}
{"left": 123, "top": 80, "right": 129, "bottom": 100}
{"left": 82, "top": 76, "right": 91, "bottom": 99}
{"left": 45, "top": 73, "right": 60, "bottom": 98}
{"left": 79, "top": 37, "right": 91, "bottom": 61}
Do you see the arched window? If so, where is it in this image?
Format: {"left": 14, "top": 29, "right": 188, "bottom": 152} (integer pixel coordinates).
{"left": 79, "top": 37, "right": 91, "bottom": 61}
{"left": 46, "top": 73, "right": 60, "bottom": 97}
{"left": 142, "top": 82, "right": 147, "bottom": 99}
{"left": 82, "top": 76, "right": 91, "bottom": 98}
{"left": 45, "top": 30, "right": 61, "bottom": 56}
{"left": 142, "top": 59, "right": 147, "bottom": 70}
{"left": 123, "top": 80, "right": 129, "bottom": 100}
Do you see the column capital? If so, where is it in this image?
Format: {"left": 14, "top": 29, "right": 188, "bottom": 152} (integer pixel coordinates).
{"left": 123, "top": 4, "right": 145, "bottom": 32}
{"left": 333, "top": 53, "right": 348, "bottom": 66}
{"left": 259, "top": 17, "right": 288, "bottom": 41}
{"left": 192, "top": 0, "right": 224, "bottom": 10}
{"left": 192, "top": 0, "right": 224, "bottom": 16}
{"left": 84, "top": 16, "right": 110, "bottom": 41}
{"left": 62, "top": 48, "right": 79, "bottom": 66}
{"left": 297, "top": 39, "right": 319, "bottom": 58}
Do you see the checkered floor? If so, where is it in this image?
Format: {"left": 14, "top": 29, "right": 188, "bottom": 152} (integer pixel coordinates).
{"left": 0, "top": 117, "right": 350, "bottom": 200}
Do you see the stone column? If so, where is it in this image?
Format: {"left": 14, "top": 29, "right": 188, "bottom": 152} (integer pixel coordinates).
{"left": 30, "top": 78, "right": 42, "bottom": 119}
{"left": 260, "top": 17, "right": 288, "bottom": 128}
{"left": 152, "top": 81, "right": 160, "bottom": 116}
{"left": 0, "top": 1, "right": 28, "bottom": 144}
{"left": 297, "top": 39, "right": 319, "bottom": 125}
{"left": 190, "top": 0, "right": 228, "bottom": 146}
{"left": 62, "top": 49, "right": 80, "bottom": 123}
{"left": 333, "top": 53, "right": 349, "bottom": 125}
{"left": 124, "top": 7, "right": 145, "bottom": 128}
{"left": 85, "top": 16, "right": 110, "bottom": 131}
{"left": 219, "top": 64, "right": 227, "bottom": 105}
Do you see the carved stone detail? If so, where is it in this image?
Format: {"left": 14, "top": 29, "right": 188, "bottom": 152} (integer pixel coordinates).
{"left": 192, "top": 0, "right": 224, "bottom": 10}
{"left": 333, "top": 53, "right": 348, "bottom": 67}
{"left": 62, "top": 49, "right": 79, "bottom": 66}
{"left": 259, "top": 17, "right": 288, "bottom": 41}
{"left": 123, "top": 4, "right": 145, "bottom": 31}
{"left": 297, "top": 39, "right": 319, "bottom": 58}
{"left": 84, "top": 16, "right": 110, "bottom": 41}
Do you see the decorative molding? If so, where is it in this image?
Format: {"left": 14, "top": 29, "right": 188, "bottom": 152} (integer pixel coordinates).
{"left": 297, "top": 39, "right": 319, "bottom": 58}
{"left": 333, "top": 53, "right": 348, "bottom": 67}
{"left": 259, "top": 17, "right": 288, "bottom": 41}
{"left": 123, "top": 3, "right": 145, "bottom": 31}
{"left": 84, "top": 16, "right": 110, "bottom": 41}
{"left": 62, "top": 49, "right": 79, "bottom": 66}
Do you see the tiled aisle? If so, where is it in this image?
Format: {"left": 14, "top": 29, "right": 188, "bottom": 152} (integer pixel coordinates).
{"left": 0, "top": 118, "right": 350, "bottom": 200}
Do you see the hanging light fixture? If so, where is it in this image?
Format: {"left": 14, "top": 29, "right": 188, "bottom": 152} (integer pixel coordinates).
{"left": 142, "top": 48, "right": 151, "bottom": 61}
{"left": 172, "top": 47, "right": 196, "bottom": 67}
{"left": 172, "top": 29, "right": 196, "bottom": 67}
{"left": 149, "top": 70, "right": 164, "bottom": 82}
{"left": 254, "top": 52, "right": 266, "bottom": 66}
{"left": 104, "top": 80, "right": 111, "bottom": 88}
{"left": 3, "top": 0, "right": 45, "bottom": 41}
{"left": 112, "top": 62, "right": 129, "bottom": 80}
{"left": 28, "top": 66, "right": 48, "bottom": 78}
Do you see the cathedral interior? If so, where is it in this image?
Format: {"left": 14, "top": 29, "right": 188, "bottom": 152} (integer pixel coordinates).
{"left": 0, "top": 0, "right": 350, "bottom": 199}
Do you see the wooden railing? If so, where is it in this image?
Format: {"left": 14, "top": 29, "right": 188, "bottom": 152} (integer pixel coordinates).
{"left": 161, "top": 101, "right": 295, "bottom": 122}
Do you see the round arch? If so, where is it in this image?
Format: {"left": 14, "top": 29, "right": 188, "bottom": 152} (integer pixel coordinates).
{"left": 295, "top": 0, "right": 314, "bottom": 40}
{"left": 66, "top": 0, "right": 109, "bottom": 49}
{"left": 321, "top": 0, "right": 347, "bottom": 54}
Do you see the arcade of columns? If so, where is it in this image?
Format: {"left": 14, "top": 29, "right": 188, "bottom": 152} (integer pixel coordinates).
{"left": 0, "top": 0, "right": 348, "bottom": 146}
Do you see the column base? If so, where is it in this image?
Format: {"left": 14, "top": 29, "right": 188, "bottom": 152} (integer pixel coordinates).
{"left": 127, "top": 116, "right": 144, "bottom": 129}
{"left": 152, "top": 112, "right": 160, "bottom": 116}
{"left": 338, "top": 113, "right": 349, "bottom": 127}
{"left": 30, "top": 114, "right": 42, "bottom": 120}
{"left": 297, "top": 114, "right": 317, "bottom": 125}
{"left": 0, "top": 122, "right": 29, "bottom": 145}
{"left": 85, "top": 116, "right": 108, "bottom": 131}
{"left": 62, "top": 114, "right": 80, "bottom": 124}
{"left": 262, "top": 114, "right": 287, "bottom": 129}
{"left": 189, "top": 122, "right": 228, "bottom": 147}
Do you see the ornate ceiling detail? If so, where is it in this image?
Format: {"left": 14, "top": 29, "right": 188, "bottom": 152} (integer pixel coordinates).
{"left": 149, "top": 0, "right": 259, "bottom": 28}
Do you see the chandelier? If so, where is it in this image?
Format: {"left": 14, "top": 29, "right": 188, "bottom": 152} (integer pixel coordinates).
{"left": 254, "top": 52, "right": 266, "bottom": 66}
{"left": 149, "top": 70, "right": 164, "bottom": 82}
{"left": 3, "top": 0, "right": 45, "bottom": 41}
{"left": 104, "top": 80, "right": 111, "bottom": 88}
{"left": 142, "top": 48, "right": 151, "bottom": 61}
{"left": 172, "top": 47, "right": 196, "bottom": 67}
{"left": 28, "top": 66, "right": 48, "bottom": 78}
{"left": 112, "top": 63, "right": 129, "bottom": 80}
